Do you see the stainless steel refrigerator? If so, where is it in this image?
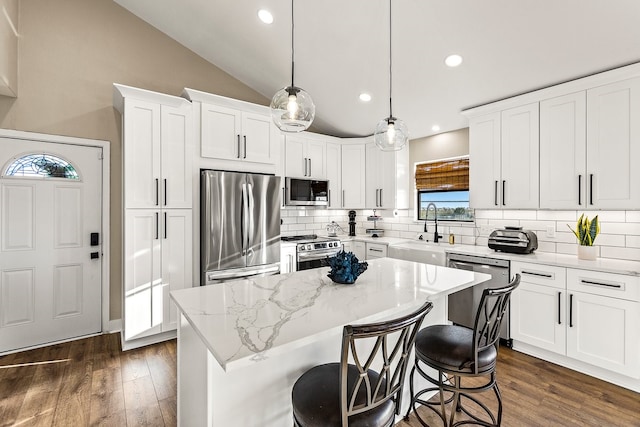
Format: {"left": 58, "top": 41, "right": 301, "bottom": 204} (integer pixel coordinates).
{"left": 201, "top": 170, "right": 281, "bottom": 285}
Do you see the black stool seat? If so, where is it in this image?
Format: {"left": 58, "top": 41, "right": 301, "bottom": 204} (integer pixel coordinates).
{"left": 292, "top": 363, "right": 395, "bottom": 427}
{"left": 415, "top": 325, "right": 497, "bottom": 375}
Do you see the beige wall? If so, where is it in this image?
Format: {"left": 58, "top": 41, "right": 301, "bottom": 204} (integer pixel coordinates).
{"left": 0, "top": 0, "right": 269, "bottom": 320}
{"left": 408, "top": 128, "right": 469, "bottom": 209}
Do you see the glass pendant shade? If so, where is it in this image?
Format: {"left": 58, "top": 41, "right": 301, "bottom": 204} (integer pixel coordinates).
{"left": 374, "top": 116, "right": 408, "bottom": 151}
{"left": 270, "top": 85, "right": 315, "bottom": 132}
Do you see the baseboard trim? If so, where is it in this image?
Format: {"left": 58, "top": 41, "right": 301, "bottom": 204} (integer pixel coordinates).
{"left": 107, "top": 319, "right": 122, "bottom": 333}
{"left": 121, "top": 330, "right": 177, "bottom": 351}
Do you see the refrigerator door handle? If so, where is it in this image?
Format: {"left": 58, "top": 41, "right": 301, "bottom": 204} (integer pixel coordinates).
{"left": 246, "top": 183, "right": 255, "bottom": 257}
{"left": 241, "top": 183, "right": 249, "bottom": 255}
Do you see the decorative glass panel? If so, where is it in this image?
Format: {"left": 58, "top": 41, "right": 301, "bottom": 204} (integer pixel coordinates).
{"left": 4, "top": 154, "right": 79, "bottom": 180}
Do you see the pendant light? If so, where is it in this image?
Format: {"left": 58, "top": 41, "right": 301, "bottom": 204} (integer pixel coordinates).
{"left": 270, "top": 0, "right": 315, "bottom": 132}
{"left": 374, "top": 0, "right": 409, "bottom": 151}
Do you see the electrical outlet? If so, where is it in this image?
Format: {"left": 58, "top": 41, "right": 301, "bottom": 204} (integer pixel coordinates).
{"left": 546, "top": 225, "right": 556, "bottom": 238}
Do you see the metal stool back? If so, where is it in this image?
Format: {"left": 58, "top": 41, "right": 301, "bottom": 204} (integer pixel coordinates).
{"left": 292, "top": 301, "right": 433, "bottom": 427}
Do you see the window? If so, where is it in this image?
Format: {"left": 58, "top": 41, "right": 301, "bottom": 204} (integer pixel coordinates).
{"left": 3, "top": 154, "right": 80, "bottom": 179}
{"left": 415, "top": 158, "right": 473, "bottom": 221}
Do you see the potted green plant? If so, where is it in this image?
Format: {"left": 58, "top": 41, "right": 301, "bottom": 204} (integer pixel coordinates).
{"left": 567, "top": 214, "right": 600, "bottom": 260}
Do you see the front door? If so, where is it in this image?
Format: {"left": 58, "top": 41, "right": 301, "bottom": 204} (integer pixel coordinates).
{"left": 0, "top": 137, "right": 102, "bottom": 353}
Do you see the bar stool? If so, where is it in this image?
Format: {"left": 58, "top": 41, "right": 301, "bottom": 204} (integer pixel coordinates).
{"left": 404, "top": 275, "right": 520, "bottom": 426}
{"left": 291, "top": 301, "right": 433, "bottom": 427}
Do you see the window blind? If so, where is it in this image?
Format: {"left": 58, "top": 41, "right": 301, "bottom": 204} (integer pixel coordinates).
{"left": 415, "top": 158, "right": 469, "bottom": 191}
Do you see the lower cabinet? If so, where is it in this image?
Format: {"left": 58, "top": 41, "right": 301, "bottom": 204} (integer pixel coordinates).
{"left": 346, "top": 241, "right": 366, "bottom": 261}
{"left": 280, "top": 243, "right": 297, "bottom": 274}
{"left": 123, "top": 209, "right": 192, "bottom": 343}
{"left": 365, "top": 242, "right": 387, "bottom": 260}
{"left": 512, "top": 261, "right": 640, "bottom": 378}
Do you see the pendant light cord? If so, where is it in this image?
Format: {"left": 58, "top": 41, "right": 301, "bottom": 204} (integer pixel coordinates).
{"left": 388, "top": 0, "right": 393, "bottom": 119}
{"left": 291, "top": 0, "right": 295, "bottom": 88}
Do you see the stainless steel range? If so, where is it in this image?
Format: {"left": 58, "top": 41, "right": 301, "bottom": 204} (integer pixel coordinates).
{"left": 281, "top": 234, "right": 342, "bottom": 270}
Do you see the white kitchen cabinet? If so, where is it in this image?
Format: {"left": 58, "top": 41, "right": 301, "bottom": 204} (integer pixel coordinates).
{"left": 351, "top": 241, "right": 366, "bottom": 261}
{"left": 280, "top": 243, "right": 297, "bottom": 274}
{"left": 566, "top": 268, "right": 640, "bottom": 378}
{"left": 341, "top": 143, "right": 366, "bottom": 208}
{"left": 200, "top": 103, "right": 274, "bottom": 164}
{"left": 511, "top": 262, "right": 567, "bottom": 354}
{"left": 365, "top": 142, "right": 409, "bottom": 210}
{"left": 365, "top": 242, "right": 387, "bottom": 260}
{"left": 512, "top": 261, "right": 640, "bottom": 379}
{"left": 285, "top": 134, "right": 326, "bottom": 179}
{"left": 0, "top": 0, "right": 18, "bottom": 97}
{"left": 468, "top": 103, "right": 539, "bottom": 209}
{"left": 123, "top": 209, "right": 192, "bottom": 341}
{"left": 539, "top": 92, "right": 587, "bottom": 209}
{"left": 586, "top": 77, "right": 640, "bottom": 209}
{"left": 116, "top": 86, "right": 192, "bottom": 209}
{"left": 325, "top": 142, "right": 342, "bottom": 208}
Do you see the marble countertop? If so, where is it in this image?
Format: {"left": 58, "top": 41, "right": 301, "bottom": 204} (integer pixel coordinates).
{"left": 170, "top": 258, "right": 491, "bottom": 371}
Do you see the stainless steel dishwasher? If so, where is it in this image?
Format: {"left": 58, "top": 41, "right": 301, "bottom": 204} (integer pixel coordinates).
{"left": 447, "top": 252, "right": 512, "bottom": 347}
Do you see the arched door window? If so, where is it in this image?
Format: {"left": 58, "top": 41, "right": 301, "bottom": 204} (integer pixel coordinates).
{"left": 3, "top": 153, "right": 80, "bottom": 180}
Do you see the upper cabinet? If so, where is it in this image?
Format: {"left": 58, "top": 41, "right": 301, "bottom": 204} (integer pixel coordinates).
{"left": 468, "top": 103, "right": 539, "bottom": 209}
{"left": 341, "top": 143, "right": 366, "bottom": 209}
{"left": 182, "top": 88, "right": 277, "bottom": 165}
{"left": 0, "top": 0, "right": 18, "bottom": 97}
{"left": 284, "top": 134, "right": 326, "bottom": 179}
{"left": 114, "top": 84, "right": 193, "bottom": 209}
{"left": 586, "top": 78, "right": 640, "bottom": 209}
{"left": 365, "top": 142, "right": 410, "bottom": 210}
{"left": 540, "top": 78, "right": 640, "bottom": 209}
{"left": 540, "top": 92, "right": 587, "bottom": 209}
{"left": 325, "top": 141, "right": 342, "bottom": 208}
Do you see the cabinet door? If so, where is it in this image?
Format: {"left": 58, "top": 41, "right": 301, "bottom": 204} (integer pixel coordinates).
{"left": 306, "top": 140, "right": 326, "bottom": 179}
{"left": 123, "top": 99, "right": 161, "bottom": 209}
{"left": 201, "top": 103, "right": 242, "bottom": 160}
{"left": 511, "top": 283, "right": 566, "bottom": 354}
{"left": 365, "top": 243, "right": 387, "bottom": 260}
{"left": 242, "top": 112, "right": 274, "bottom": 164}
{"left": 124, "top": 209, "right": 162, "bottom": 341}
{"left": 501, "top": 103, "right": 539, "bottom": 208}
{"left": 341, "top": 144, "right": 366, "bottom": 208}
{"left": 586, "top": 77, "right": 640, "bottom": 209}
{"left": 284, "top": 136, "right": 306, "bottom": 178}
{"left": 469, "top": 112, "right": 501, "bottom": 209}
{"left": 161, "top": 209, "right": 193, "bottom": 332}
{"left": 326, "top": 142, "right": 342, "bottom": 208}
{"left": 352, "top": 241, "right": 366, "bottom": 261}
{"left": 280, "top": 244, "right": 297, "bottom": 274}
{"left": 161, "top": 104, "right": 192, "bottom": 208}
{"left": 365, "top": 143, "right": 380, "bottom": 208}
{"left": 379, "top": 150, "right": 397, "bottom": 209}
{"left": 539, "top": 92, "right": 586, "bottom": 209}
{"left": 567, "top": 292, "right": 640, "bottom": 378}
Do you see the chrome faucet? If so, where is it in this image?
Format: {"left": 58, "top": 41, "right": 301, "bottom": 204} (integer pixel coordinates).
{"left": 424, "top": 202, "right": 442, "bottom": 243}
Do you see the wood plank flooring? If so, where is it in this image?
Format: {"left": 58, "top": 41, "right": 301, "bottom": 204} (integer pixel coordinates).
{"left": 1, "top": 334, "right": 638, "bottom": 426}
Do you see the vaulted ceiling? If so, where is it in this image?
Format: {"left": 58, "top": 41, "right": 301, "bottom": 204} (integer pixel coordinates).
{"left": 114, "top": 0, "right": 640, "bottom": 139}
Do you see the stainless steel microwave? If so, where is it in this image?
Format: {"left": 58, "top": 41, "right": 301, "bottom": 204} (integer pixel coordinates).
{"left": 285, "top": 177, "right": 328, "bottom": 206}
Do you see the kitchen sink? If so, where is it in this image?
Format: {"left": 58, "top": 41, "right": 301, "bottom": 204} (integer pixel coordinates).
{"left": 387, "top": 241, "right": 454, "bottom": 266}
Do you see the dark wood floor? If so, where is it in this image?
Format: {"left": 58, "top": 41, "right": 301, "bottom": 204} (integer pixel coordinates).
{"left": 1, "top": 334, "right": 638, "bottom": 426}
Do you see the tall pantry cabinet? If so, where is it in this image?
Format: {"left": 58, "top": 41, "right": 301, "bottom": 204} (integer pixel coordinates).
{"left": 114, "top": 84, "right": 193, "bottom": 349}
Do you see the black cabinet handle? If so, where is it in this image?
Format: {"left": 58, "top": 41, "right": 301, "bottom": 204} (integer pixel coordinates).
{"left": 558, "top": 292, "right": 562, "bottom": 325}
{"left": 502, "top": 180, "right": 506, "bottom": 205}
{"left": 308, "top": 158, "right": 312, "bottom": 176}
{"left": 243, "top": 135, "right": 247, "bottom": 159}
{"left": 380, "top": 188, "right": 383, "bottom": 207}
{"left": 521, "top": 270, "right": 553, "bottom": 279}
{"left": 578, "top": 175, "right": 582, "bottom": 205}
{"left": 569, "top": 294, "right": 574, "bottom": 328}
{"left": 589, "top": 174, "right": 594, "bottom": 205}
{"left": 155, "top": 212, "right": 159, "bottom": 240}
{"left": 164, "top": 212, "right": 167, "bottom": 239}
{"left": 237, "top": 135, "right": 241, "bottom": 158}
{"left": 155, "top": 179, "right": 159, "bottom": 206}
{"left": 494, "top": 181, "right": 498, "bottom": 206}
{"left": 164, "top": 179, "right": 167, "bottom": 206}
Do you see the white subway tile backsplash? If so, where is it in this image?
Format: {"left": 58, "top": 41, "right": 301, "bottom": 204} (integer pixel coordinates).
{"left": 474, "top": 210, "right": 504, "bottom": 219}
{"left": 626, "top": 236, "right": 640, "bottom": 248}
{"left": 537, "top": 241, "right": 556, "bottom": 253}
{"left": 556, "top": 243, "right": 577, "bottom": 255}
{"left": 600, "top": 246, "right": 640, "bottom": 262}
{"left": 503, "top": 210, "right": 537, "bottom": 220}
{"left": 592, "top": 211, "right": 627, "bottom": 222}
{"left": 537, "top": 211, "right": 577, "bottom": 221}
{"left": 599, "top": 222, "right": 640, "bottom": 236}
{"left": 593, "top": 234, "right": 626, "bottom": 247}
{"left": 626, "top": 211, "right": 640, "bottom": 223}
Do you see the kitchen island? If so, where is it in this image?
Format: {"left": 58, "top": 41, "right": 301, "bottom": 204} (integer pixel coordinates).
{"left": 170, "top": 257, "right": 491, "bottom": 427}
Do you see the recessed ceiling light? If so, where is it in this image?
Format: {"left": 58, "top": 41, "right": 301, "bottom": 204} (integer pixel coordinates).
{"left": 432, "top": 125, "right": 441, "bottom": 132}
{"left": 445, "top": 54, "right": 463, "bottom": 67}
{"left": 359, "top": 93, "right": 372, "bottom": 102}
{"left": 258, "top": 9, "right": 274, "bottom": 24}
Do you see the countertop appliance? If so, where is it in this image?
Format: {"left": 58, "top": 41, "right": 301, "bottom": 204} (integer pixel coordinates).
{"left": 348, "top": 210, "right": 356, "bottom": 236}
{"left": 446, "top": 252, "right": 512, "bottom": 347}
{"left": 284, "top": 177, "right": 328, "bottom": 206}
{"left": 201, "top": 170, "right": 281, "bottom": 285}
{"left": 282, "top": 234, "right": 342, "bottom": 270}
{"left": 488, "top": 226, "right": 538, "bottom": 254}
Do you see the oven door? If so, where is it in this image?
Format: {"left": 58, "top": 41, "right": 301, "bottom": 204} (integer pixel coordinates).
{"left": 297, "top": 248, "right": 340, "bottom": 271}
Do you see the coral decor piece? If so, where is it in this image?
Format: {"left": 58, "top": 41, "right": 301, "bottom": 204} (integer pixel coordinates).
{"left": 327, "top": 250, "right": 368, "bottom": 284}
